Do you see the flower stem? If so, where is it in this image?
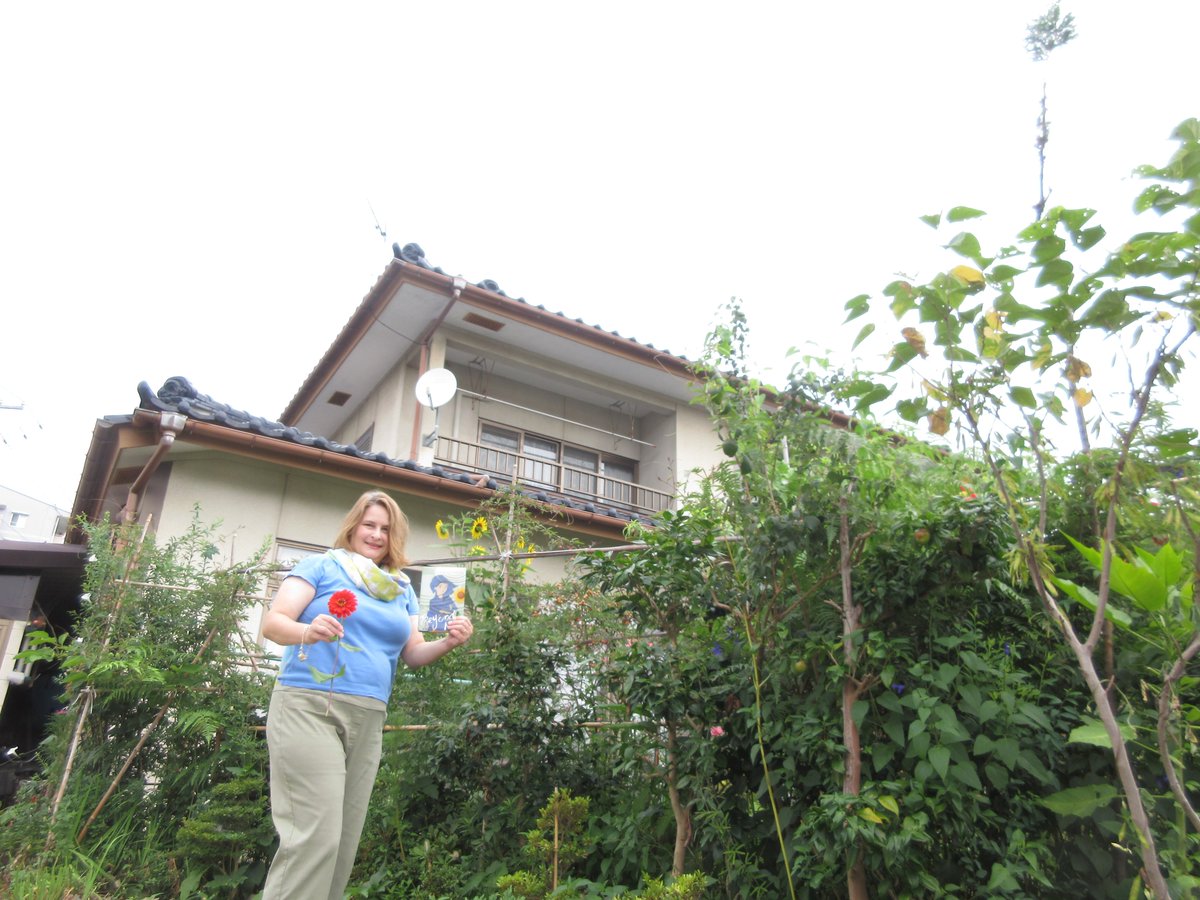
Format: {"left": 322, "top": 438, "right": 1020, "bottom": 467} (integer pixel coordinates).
{"left": 742, "top": 612, "right": 796, "bottom": 900}
{"left": 326, "top": 639, "right": 340, "bottom": 716}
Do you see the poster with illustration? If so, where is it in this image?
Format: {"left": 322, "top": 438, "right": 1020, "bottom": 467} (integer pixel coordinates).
{"left": 417, "top": 565, "right": 467, "bottom": 632}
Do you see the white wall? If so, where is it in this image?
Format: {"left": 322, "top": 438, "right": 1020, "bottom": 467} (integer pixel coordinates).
{"left": 0, "top": 485, "right": 67, "bottom": 543}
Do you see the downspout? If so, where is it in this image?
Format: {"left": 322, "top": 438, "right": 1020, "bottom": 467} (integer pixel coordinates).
{"left": 408, "top": 277, "right": 466, "bottom": 460}
{"left": 118, "top": 412, "right": 188, "bottom": 524}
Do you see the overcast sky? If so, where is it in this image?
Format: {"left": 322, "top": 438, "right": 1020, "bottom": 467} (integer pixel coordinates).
{"left": 3, "top": 1, "right": 1198, "bottom": 509}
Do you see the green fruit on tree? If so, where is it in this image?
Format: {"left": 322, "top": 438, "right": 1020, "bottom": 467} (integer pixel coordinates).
{"left": 793, "top": 659, "right": 808, "bottom": 673}
{"left": 913, "top": 527, "right": 931, "bottom": 544}
{"left": 722, "top": 439, "right": 738, "bottom": 457}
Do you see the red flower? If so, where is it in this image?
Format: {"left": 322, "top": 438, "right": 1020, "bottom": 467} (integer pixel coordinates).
{"left": 329, "top": 589, "right": 358, "bottom": 619}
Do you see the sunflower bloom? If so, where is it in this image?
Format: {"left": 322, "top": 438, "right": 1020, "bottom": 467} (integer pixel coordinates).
{"left": 435, "top": 519, "right": 450, "bottom": 539}
{"left": 470, "top": 516, "right": 488, "bottom": 539}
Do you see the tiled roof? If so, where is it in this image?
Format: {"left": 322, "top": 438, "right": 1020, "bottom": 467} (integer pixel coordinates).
{"left": 137, "top": 376, "right": 648, "bottom": 523}
{"left": 392, "top": 241, "right": 689, "bottom": 360}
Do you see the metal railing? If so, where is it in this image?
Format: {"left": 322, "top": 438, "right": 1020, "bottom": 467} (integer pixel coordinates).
{"left": 435, "top": 435, "right": 672, "bottom": 516}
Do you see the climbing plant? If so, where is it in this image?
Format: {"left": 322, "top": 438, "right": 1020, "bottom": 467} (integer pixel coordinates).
{"left": 843, "top": 118, "right": 1200, "bottom": 896}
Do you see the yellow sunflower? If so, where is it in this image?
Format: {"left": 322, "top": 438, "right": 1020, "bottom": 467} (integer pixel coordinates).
{"left": 470, "top": 516, "right": 488, "bottom": 539}
{"left": 435, "top": 519, "right": 449, "bottom": 540}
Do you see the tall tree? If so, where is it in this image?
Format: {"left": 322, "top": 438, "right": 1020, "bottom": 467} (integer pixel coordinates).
{"left": 1026, "top": 3, "right": 1078, "bottom": 220}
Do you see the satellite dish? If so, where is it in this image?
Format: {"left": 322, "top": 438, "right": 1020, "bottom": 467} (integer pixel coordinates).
{"left": 414, "top": 368, "right": 457, "bottom": 409}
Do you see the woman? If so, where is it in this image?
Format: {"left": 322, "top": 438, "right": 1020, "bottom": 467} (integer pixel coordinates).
{"left": 260, "top": 490, "right": 473, "bottom": 900}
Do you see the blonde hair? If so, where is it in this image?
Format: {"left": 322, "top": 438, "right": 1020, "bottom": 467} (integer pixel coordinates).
{"left": 333, "top": 490, "right": 410, "bottom": 570}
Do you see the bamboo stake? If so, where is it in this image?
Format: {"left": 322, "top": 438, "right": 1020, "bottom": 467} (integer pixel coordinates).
{"left": 48, "top": 520, "right": 152, "bottom": 840}
{"left": 409, "top": 535, "right": 741, "bottom": 568}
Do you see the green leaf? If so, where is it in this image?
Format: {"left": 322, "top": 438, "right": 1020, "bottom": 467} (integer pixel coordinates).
{"left": 984, "top": 762, "right": 1009, "bottom": 791}
{"left": 1035, "top": 258, "right": 1074, "bottom": 289}
{"left": 920, "top": 213, "right": 942, "bottom": 229}
{"left": 973, "top": 734, "right": 995, "bottom": 756}
{"left": 1009, "top": 386, "right": 1037, "bottom": 408}
{"left": 1040, "top": 783, "right": 1119, "bottom": 817}
{"left": 855, "top": 384, "right": 893, "bottom": 412}
{"left": 871, "top": 745, "right": 897, "bottom": 774}
{"left": 1062, "top": 535, "right": 1167, "bottom": 612}
{"left": 947, "top": 231, "right": 983, "bottom": 263}
{"left": 933, "top": 664, "right": 960, "bottom": 689}
{"left": 1134, "top": 542, "right": 1184, "bottom": 588}
{"left": 1050, "top": 576, "right": 1133, "bottom": 630}
{"left": 885, "top": 341, "right": 919, "bottom": 372}
{"left": 308, "top": 664, "right": 346, "bottom": 684}
{"left": 851, "top": 322, "right": 876, "bottom": 350}
{"left": 895, "top": 398, "right": 929, "bottom": 423}
{"left": 944, "top": 346, "right": 980, "bottom": 363}
{"left": 890, "top": 290, "right": 918, "bottom": 318}
{"left": 1016, "top": 750, "right": 1052, "bottom": 784}
{"left": 852, "top": 699, "right": 870, "bottom": 729}
{"left": 993, "top": 737, "right": 1019, "bottom": 769}
{"left": 1075, "top": 225, "right": 1106, "bottom": 250}
{"left": 958, "top": 683, "right": 982, "bottom": 716}
{"left": 878, "top": 795, "right": 900, "bottom": 816}
{"left": 1149, "top": 428, "right": 1198, "bottom": 459}
{"left": 950, "top": 762, "right": 982, "bottom": 790}
{"left": 989, "top": 264, "right": 1024, "bottom": 281}
{"left": 977, "top": 699, "right": 1001, "bottom": 723}
{"left": 928, "top": 745, "right": 950, "bottom": 779}
{"left": 947, "top": 206, "right": 986, "bottom": 222}
{"left": 1068, "top": 718, "right": 1135, "bottom": 748}
{"left": 844, "top": 294, "right": 870, "bottom": 322}
{"left": 1081, "top": 290, "right": 1132, "bottom": 329}
{"left": 1032, "top": 235, "right": 1066, "bottom": 262}
{"left": 1016, "top": 701, "right": 1051, "bottom": 730}
{"left": 986, "top": 864, "right": 1020, "bottom": 892}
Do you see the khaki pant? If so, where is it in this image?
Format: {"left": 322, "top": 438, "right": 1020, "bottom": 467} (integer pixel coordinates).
{"left": 262, "top": 685, "right": 387, "bottom": 900}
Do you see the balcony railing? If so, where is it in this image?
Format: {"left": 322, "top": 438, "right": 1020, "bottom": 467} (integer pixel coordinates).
{"left": 435, "top": 435, "right": 672, "bottom": 517}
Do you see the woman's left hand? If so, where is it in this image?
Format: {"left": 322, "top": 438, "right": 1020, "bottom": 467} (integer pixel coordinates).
{"left": 444, "top": 615, "right": 473, "bottom": 648}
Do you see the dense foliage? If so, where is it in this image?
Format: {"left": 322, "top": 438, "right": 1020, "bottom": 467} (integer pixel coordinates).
{"left": 1, "top": 124, "right": 1197, "bottom": 898}
{"left": 0, "top": 514, "right": 275, "bottom": 898}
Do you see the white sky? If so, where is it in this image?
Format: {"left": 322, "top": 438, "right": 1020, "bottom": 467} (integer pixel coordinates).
{"left": 2, "top": 1, "right": 1198, "bottom": 509}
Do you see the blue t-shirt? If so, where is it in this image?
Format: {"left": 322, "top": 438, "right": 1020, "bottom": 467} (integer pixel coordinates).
{"left": 275, "top": 552, "right": 420, "bottom": 704}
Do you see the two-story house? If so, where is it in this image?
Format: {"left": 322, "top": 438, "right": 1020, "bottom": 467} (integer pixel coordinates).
{"left": 65, "top": 243, "right": 723, "bottom": 645}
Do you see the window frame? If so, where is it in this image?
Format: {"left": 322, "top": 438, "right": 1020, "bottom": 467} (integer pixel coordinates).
{"left": 477, "top": 421, "right": 638, "bottom": 505}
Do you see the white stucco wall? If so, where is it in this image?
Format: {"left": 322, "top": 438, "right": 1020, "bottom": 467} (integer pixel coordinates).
{"left": 0, "top": 485, "right": 67, "bottom": 543}
{"left": 673, "top": 401, "right": 726, "bottom": 495}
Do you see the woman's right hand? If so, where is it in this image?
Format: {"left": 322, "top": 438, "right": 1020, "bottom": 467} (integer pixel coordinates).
{"left": 303, "top": 613, "right": 345, "bottom": 643}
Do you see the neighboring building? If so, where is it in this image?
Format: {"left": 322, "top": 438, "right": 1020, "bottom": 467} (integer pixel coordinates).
{"left": 0, "top": 485, "right": 68, "bottom": 543}
{"left": 0, "top": 540, "right": 86, "bottom": 784}
{"left": 66, "top": 243, "right": 725, "bottom": 649}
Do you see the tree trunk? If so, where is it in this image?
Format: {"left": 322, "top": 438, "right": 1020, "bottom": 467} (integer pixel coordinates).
{"left": 840, "top": 499, "right": 869, "bottom": 900}
{"left": 665, "top": 723, "right": 692, "bottom": 877}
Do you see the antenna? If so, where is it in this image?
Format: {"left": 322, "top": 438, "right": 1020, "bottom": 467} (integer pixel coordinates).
{"left": 367, "top": 200, "right": 388, "bottom": 242}
{"left": 414, "top": 369, "right": 458, "bottom": 447}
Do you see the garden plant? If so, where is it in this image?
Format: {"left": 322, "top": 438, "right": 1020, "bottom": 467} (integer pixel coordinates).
{"left": 0, "top": 123, "right": 1196, "bottom": 897}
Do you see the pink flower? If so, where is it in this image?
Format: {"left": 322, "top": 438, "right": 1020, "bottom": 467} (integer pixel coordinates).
{"left": 709, "top": 726, "right": 725, "bottom": 738}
